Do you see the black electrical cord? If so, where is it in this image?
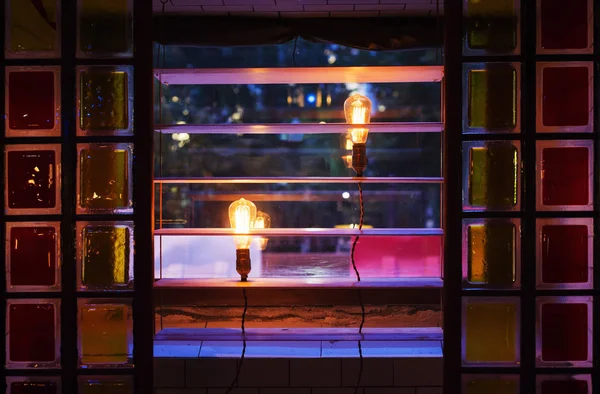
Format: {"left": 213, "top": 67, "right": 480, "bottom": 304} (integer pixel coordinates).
{"left": 292, "top": 36, "right": 299, "bottom": 67}
{"left": 350, "top": 181, "right": 366, "bottom": 394}
{"left": 225, "top": 288, "right": 248, "bottom": 394}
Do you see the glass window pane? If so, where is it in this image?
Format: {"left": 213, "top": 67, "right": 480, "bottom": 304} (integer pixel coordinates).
{"left": 77, "top": 0, "right": 132, "bottom": 57}
{"left": 78, "top": 376, "right": 133, "bottom": 394}
{"left": 6, "top": 377, "right": 61, "bottom": 394}
{"left": 465, "top": 0, "right": 518, "bottom": 53}
{"left": 537, "top": 375, "right": 591, "bottom": 394}
{"left": 537, "top": 219, "right": 592, "bottom": 289}
{"left": 5, "top": 0, "right": 59, "bottom": 58}
{"left": 5, "top": 145, "right": 61, "bottom": 215}
{"left": 77, "top": 222, "right": 134, "bottom": 290}
{"left": 464, "top": 63, "right": 518, "bottom": 133}
{"left": 463, "top": 141, "right": 519, "bottom": 211}
{"left": 78, "top": 299, "right": 133, "bottom": 367}
{"left": 463, "top": 297, "right": 519, "bottom": 365}
{"left": 463, "top": 375, "right": 519, "bottom": 394}
{"left": 539, "top": 0, "right": 591, "bottom": 52}
{"left": 538, "top": 63, "right": 592, "bottom": 132}
{"left": 78, "top": 66, "right": 133, "bottom": 135}
{"left": 77, "top": 143, "right": 133, "bottom": 214}
{"left": 6, "top": 67, "right": 60, "bottom": 136}
{"left": 536, "top": 297, "right": 592, "bottom": 366}
{"left": 463, "top": 219, "right": 519, "bottom": 288}
{"left": 537, "top": 142, "right": 592, "bottom": 211}
{"left": 6, "top": 222, "right": 61, "bottom": 291}
{"left": 6, "top": 300, "right": 60, "bottom": 369}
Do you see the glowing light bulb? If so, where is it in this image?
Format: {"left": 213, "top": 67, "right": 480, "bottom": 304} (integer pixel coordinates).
{"left": 228, "top": 198, "right": 257, "bottom": 250}
{"left": 344, "top": 93, "right": 372, "bottom": 144}
{"left": 342, "top": 155, "right": 353, "bottom": 169}
{"left": 254, "top": 211, "right": 271, "bottom": 250}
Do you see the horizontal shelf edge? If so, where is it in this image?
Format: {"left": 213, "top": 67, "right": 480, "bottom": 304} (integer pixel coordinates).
{"left": 154, "top": 228, "right": 444, "bottom": 236}
{"left": 154, "top": 66, "right": 444, "bottom": 85}
{"left": 154, "top": 177, "right": 444, "bottom": 184}
{"left": 155, "top": 122, "right": 443, "bottom": 134}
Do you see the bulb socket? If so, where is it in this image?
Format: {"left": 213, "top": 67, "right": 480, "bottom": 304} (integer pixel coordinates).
{"left": 352, "top": 143, "right": 367, "bottom": 176}
{"left": 236, "top": 248, "right": 251, "bottom": 282}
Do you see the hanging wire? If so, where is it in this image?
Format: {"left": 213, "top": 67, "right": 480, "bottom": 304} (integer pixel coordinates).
{"left": 292, "top": 36, "right": 299, "bottom": 67}
{"left": 225, "top": 288, "right": 248, "bottom": 394}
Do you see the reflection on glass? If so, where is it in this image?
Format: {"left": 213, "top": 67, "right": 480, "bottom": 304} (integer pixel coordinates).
{"left": 79, "top": 378, "right": 133, "bottom": 394}
{"left": 469, "top": 143, "right": 518, "bottom": 209}
{"left": 79, "top": 302, "right": 131, "bottom": 365}
{"left": 465, "top": 301, "right": 518, "bottom": 363}
{"left": 542, "top": 67, "right": 589, "bottom": 127}
{"left": 541, "top": 147, "right": 589, "bottom": 206}
{"left": 79, "top": 146, "right": 130, "bottom": 211}
{"left": 541, "top": 225, "right": 588, "bottom": 284}
{"left": 7, "top": 0, "right": 58, "bottom": 55}
{"left": 468, "top": 65, "right": 517, "bottom": 130}
{"left": 8, "top": 303, "right": 56, "bottom": 363}
{"left": 541, "top": 303, "right": 588, "bottom": 362}
{"left": 540, "top": 0, "right": 589, "bottom": 50}
{"left": 465, "top": 378, "right": 518, "bottom": 394}
{"left": 10, "top": 381, "right": 58, "bottom": 394}
{"left": 81, "top": 225, "right": 132, "bottom": 289}
{"left": 8, "top": 71, "right": 56, "bottom": 130}
{"left": 466, "top": 0, "right": 517, "bottom": 52}
{"left": 80, "top": 70, "right": 129, "bottom": 131}
{"left": 79, "top": 0, "right": 131, "bottom": 56}
{"left": 9, "top": 226, "right": 57, "bottom": 288}
{"left": 540, "top": 379, "right": 588, "bottom": 394}
{"left": 7, "top": 150, "right": 57, "bottom": 210}
{"left": 467, "top": 223, "right": 516, "bottom": 286}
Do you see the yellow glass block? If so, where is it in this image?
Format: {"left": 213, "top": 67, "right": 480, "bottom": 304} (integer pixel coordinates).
{"left": 466, "top": 379, "right": 518, "bottom": 394}
{"left": 81, "top": 380, "right": 133, "bottom": 394}
{"left": 79, "top": 0, "right": 131, "bottom": 55}
{"left": 468, "top": 65, "right": 517, "bottom": 130}
{"left": 80, "top": 147, "right": 129, "bottom": 210}
{"left": 466, "top": 0, "right": 517, "bottom": 51}
{"left": 467, "top": 223, "right": 516, "bottom": 286}
{"left": 8, "top": 0, "right": 58, "bottom": 53}
{"left": 80, "top": 304, "right": 130, "bottom": 364}
{"left": 82, "top": 226, "right": 130, "bottom": 288}
{"left": 465, "top": 302, "right": 518, "bottom": 363}
{"left": 80, "top": 71, "right": 129, "bottom": 131}
{"left": 469, "top": 144, "right": 518, "bottom": 208}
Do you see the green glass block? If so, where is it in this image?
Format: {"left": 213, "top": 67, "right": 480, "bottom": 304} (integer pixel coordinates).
{"left": 467, "top": 223, "right": 516, "bottom": 286}
{"left": 466, "top": 378, "right": 518, "bottom": 394}
{"left": 469, "top": 143, "right": 518, "bottom": 208}
{"left": 79, "top": 0, "right": 131, "bottom": 55}
{"left": 8, "top": 0, "right": 58, "bottom": 54}
{"left": 82, "top": 226, "right": 131, "bottom": 288}
{"left": 466, "top": 0, "right": 517, "bottom": 52}
{"left": 80, "top": 147, "right": 130, "bottom": 210}
{"left": 80, "top": 70, "right": 129, "bottom": 131}
{"left": 465, "top": 301, "right": 518, "bottom": 363}
{"left": 468, "top": 64, "right": 517, "bottom": 131}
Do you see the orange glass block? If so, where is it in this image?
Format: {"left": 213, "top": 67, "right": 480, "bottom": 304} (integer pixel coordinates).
{"left": 6, "top": 0, "right": 59, "bottom": 57}
{"left": 466, "top": 378, "right": 519, "bottom": 394}
{"left": 466, "top": 222, "right": 516, "bottom": 287}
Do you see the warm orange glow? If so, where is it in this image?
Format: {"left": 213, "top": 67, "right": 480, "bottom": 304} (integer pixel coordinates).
{"left": 228, "top": 198, "right": 257, "bottom": 249}
{"left": 254, "top": 211, "right": 271, "bottom": 250}
{"left": 344, "top": 93, "right": 372, "bottom": 144}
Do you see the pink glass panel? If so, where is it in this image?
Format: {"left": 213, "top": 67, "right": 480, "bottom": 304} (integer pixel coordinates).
{"left": 540, "top": 0, "right": 588, "bottom": 50}
{"left": 540, "top": 380, "right": 588, "bottom": 394}
{"left": 9, "top": 226, "right": 57, "bottom": 286}
{"left": 10, "top": 382, "right": 58, "bottom": 394}
{"left": 541, "top": 303, "right": 588, "bottom": 362}
{"left": 7, "top": 150, "right": 57, "bottom": 209}
{"left": 8, "top": 303, "right": 56, "bottom": 362}
{"left": 542, "top": 147, "right": 589, "bottom": 206}
{"left": 541, "top": 225, "right": 588, "bottom": 283}
{"left": 8, "top": 71, "right": 55, "bottom": 130}
{"left": 542, "top": 67, "right": 589, "bottom": 127}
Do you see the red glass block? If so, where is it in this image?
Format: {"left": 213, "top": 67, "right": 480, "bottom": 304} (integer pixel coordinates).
{"left": 541, "top": 303, "right": 588, "bottom": 362}
{"left": 7, "top": 150, "right": 57, "bottom": 209}
{"left": 8, "top": 71, "right": 55, "bottom": 130}
{"left": 542, "top": 147, "right": 589, "bottom": 206}
{"left": 8, "top": 303, "right": 56, "bottom": 362}
{"left": 541, "top": 225, "right": 588, "bottom": 283}
{"left": 540, "top": 0, "right": 588, "bottom": 50}
{"left": 9, "top": 226, "right": 57, "bottom": 287}
{"left": 542, "top": 67, "right": 589, "bottom": 126}
{"left": 540, "top": 380, "right": 588, "bottom": 394}
{"left": 10, "top": 382, "right": 58, "bottom": 394}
